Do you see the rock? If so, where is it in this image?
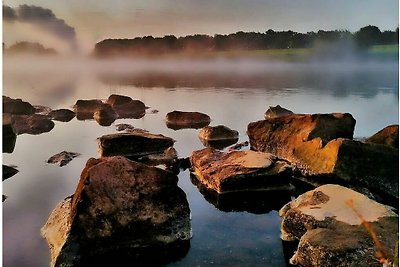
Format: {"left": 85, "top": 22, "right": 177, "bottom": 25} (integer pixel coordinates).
{"left": 264, "top": 105, "right": 294, "bottom": 119}
{"left": 3, "top": 113, "right": 17, "bottom": 153}
{"left": 93, "top": 104, "right": 118, "bottom": 126}
{"left": 3, "top": 165, "right": 18, "bottom": 181}
{"left": 115, "top": 123, "right": 136, "bottom": 132}
{"left": 150, "top": 109, "right": 159, "bottom": 114}
{"left": 3, "top": 96, "right": 35, "bottom": 115}
{"left": 41, "top": 156, "right": 191, "bottom": 266}
{"left": 190, "top": 148, "right": 293, "bottom": 194}
{"left": 247, "top": 113, "right": 399, "bottom": 201}
{"left": 279, "top": 184, "right": 398, "bottom": 266}
{"left": 12, "top": 114, "right": 55, "bottom": 135}
{"left": 47, "top": 151, "right": 81, "bottom": 167}
{"left": 227, "top": 141, "right": 249, "bottom": 151}
{"left": 49, "top": 109, "right": 76, "bottom": 122}
{"left": 198, "top": 125, "right": 239, "bottom": 149}
{"left": 165, "top": 110, "right": 210, "bottom": 130}
{"left": 365, "top": 124, "right": 399, "bottom": 149}
{"left": 106, "top": 94, "right": 146, "bottom": 119}
{"left": 34, "top": 105, "right": 52, "bottom": 115}
{"left": 3, "top": 195, "right": 7, "bottom": 202}
{"left": 98, "top": 131, "right": 175, "bottom": 158}
{"left": 73, "top": 99, "right": 104, "bottom": 120}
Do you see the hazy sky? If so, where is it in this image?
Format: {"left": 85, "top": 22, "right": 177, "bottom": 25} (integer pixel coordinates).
{"left": 3, "top": 0, "right": 399, "bottom": 53}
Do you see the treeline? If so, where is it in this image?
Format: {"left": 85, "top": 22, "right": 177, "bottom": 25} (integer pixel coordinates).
{"left": 94, "top": 25, "right": 398, "bottom": 57}
{"left": 4, "top": 41, "right": 57, "bottom": 55}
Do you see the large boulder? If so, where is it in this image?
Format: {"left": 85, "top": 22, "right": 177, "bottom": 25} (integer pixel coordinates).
{"left": 73, "top": 99, "right": 104, "bottom": 120}
{"left": 41, "top": 156, "right": 191, "bottom": 267}
{"left": 247, "top": 113, "right": 398, "bottom": 200}
{"left": 264, "top": 105, "right": 294, "bottom": 119}
{"left": 49, "top": 109, "right": 76, "bottom": 122}
{"left": 12, "top": 114, "right": 55, "bottom": 135}
{"left": 106, "top": 94, "right": 146, "bottom": 119}
{"left": 198, "top": 125, "right": 239, "bottom": 149}
{"left": 279, "top": 184, "right": 398, "bottom": 266}
{"left": 3, "top": 165, "right": 18, "bottom": 181}
{"left": 165, "top": 110, "right": 210, "bottom": 130}
{"left": 190, "top": 148, "right": 292, "bottom": 194}
{"left": 3, "top": 113, "right": 17, "bottom": 153}
{"left": 3, "top": 96, "right": 35, "bottom": 115}
{"left": 98, "top": 131, "right": 175, "bottom": 158}
{"left": 365, "top": 124, "right": 399, "bottom": 149}
{"left": 93, "top": 103, "right": 118, "bottom": 126}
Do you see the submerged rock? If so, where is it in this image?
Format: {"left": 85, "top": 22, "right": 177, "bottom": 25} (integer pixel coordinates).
{"left": 12, "top": 114, "right": 55, "bottom": 135}
{"left": 3, "top": 113, "right": 17, "bottom": 153}
{"left": 3, "top": 165, "right": 18, "bottom": 181}
{"left": 198, "top": 125, "right": 239, "bottom": 149}
{"left": 247, "top": 113, "right": 399, "bottom": 200}
{"left": 165, "top": 110, "right": 210, "bottom": 130}
{"left": 106, "top": 94, "right": 146, "bottom": 119}
{"left": 34, "top": 105, "right": 52, "bottom": 115}
{"left": 264, "top": 105, "right": 294, "bottom": 119}
{"left": 3, "top": 96, "right": 35, "bottom": 115}
{"left": 137, "top": 147, "right": 178, "bottom": 166}
{"left": 47, "top": 151, "right": 81, "bottom": 167}
{"left": 190, "top": 148, "right": 292, "bottom": 194}
{"left": 73, "top": 99, "right": 104, "bottom": 120}
{"left": 115, "top": 123, "right": 136, "bottom": 132}
{"left": 41, "top": 156, "right": 191, "bottom": 267}
{"left": 98, "top": 131, "right": 175, "bottom": 158}
{"left": 93, "top": 104, "right": 118, "bottom": 126}
{"left": 279, "top": 184, "right": 398, "bottom": 266}
{"left": 49, "top": 109, "right": 76, "bottom": 122}
{"left": 365, "top": 124, "right": 399, "bottom": 149}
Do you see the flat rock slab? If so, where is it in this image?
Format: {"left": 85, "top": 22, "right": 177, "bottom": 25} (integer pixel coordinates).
{"left": 190, "top": 148, "right": 292, "bottom": 194}
{"left": 365, "top": 124, "right": 399, "bottom": 149}
{"left": 49, "top": 109, "right": 75, "bottom": 122}
{"left": 41, "top": 156, "right": 191, "bottom": 267}
{"left": 12, "top": 114, "right": 55, "bottom": 135}
{"left": 98, "top": 131, "right": 175, "bottom": 157}
{"left": 47, "top": 151, "right": 81, "bottom": 167}
{"left": 264, "top": 105, "right": 294, "bottom": 119}
{"left": 166, "top": 110, "right": 210, "bottom": 130}
{"left": 279, "top": 184, "right": 398, "bottom": 267}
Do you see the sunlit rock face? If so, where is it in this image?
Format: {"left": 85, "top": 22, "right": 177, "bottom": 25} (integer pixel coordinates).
{"left": 165, "top": 110, "right": 211, "bottom": 130}
{"left": 106, "top": 94, "right": 146, "bottom": 119}
{"left": 247, "top": 113, "right": 399, "bottom": 200}
{"left": 41, "top": 156, "right": 191, "bottom": 267}
{"left": 264, "top": 105, "right": 294, "bottom": 119}
{"left": 279, "top": 184, "right": 398, "bottom": 267}
{"left": 97, "top": 132, "right": 175, "bottom": 158}
{"left": 190, "top": 148, "right": 293, "bottom": 194}
{"left": 365, "top": 124, "right": 399, "bottom": 149}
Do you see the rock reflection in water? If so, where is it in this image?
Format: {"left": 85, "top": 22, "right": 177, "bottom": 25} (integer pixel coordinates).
{"left": 190, "top": 174, "right": 293, "bottom": 214}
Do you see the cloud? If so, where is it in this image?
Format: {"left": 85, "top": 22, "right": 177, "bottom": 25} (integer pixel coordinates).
{"left": 3, "top": 5, "right": 77, "bottom": 51}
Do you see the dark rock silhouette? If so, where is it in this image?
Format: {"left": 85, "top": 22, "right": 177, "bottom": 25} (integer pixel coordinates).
{"left": 3, "top": 113, "right": 17, "bottom": 153}
{"left": 3, "top": 96, "right": 35, "bottom": 115}
{"left": 264, "top": 105, "right": 294, "bottom": 119}
{"left": 3, "top": 165, "right": 18, "bottom": 181}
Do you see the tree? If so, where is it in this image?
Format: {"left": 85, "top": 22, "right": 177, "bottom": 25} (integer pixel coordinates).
{"left": 354, "top": 25, "right": 382, "bottom": 48}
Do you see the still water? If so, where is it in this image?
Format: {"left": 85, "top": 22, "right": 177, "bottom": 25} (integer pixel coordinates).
{"left": 3, "top": 57, "right": 398, "bottom": 267}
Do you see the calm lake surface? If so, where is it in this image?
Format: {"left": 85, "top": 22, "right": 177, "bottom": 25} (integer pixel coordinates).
{"left": 3, "top": 57, "right": 399, "bottom": 267}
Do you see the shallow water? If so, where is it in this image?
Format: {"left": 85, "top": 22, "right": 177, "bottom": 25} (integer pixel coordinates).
{"left": 3, "top": 57, "right": 398, "bottom": 267}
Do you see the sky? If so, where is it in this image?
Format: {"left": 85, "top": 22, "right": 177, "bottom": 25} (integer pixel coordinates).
{"left": 2, "top": 0, "right": 399, "bottom": 53}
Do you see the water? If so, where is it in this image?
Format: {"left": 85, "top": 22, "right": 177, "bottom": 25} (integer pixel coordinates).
{"left": 3, "top": 57, "right": 398, "bottom": 267}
